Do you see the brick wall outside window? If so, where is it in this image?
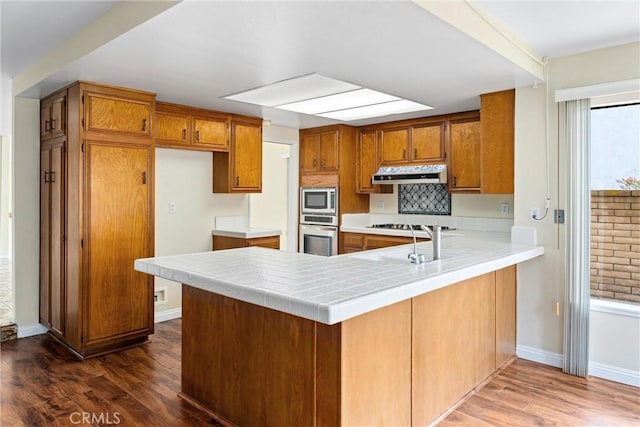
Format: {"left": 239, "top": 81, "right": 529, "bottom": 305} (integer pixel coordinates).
{"left": 590, "top": 190, "right": 640, "bottom": 303}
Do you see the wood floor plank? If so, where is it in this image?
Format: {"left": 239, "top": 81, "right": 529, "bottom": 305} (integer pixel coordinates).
{"left": 1, "top": 319, "right": 638, "bottom": 426}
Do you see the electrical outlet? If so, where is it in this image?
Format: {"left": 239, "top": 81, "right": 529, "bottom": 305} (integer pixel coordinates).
{"left": 169, "top": 202, "right": 176, "bottom": 214}
{"left": 530, "top": 208, "right": 539, "bottom": 220}
{"left": 154, "top": 288, "right": 167, "bottom": 305}
{"left": 500, "top": 203, "right": 510, "bottom": 215}
{"left": 378, "top": 200, "right": 385, "bottom": 210}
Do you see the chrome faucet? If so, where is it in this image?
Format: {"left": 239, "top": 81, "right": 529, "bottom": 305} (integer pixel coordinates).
{"left": 405, "top": 224, "right": 426, "bottom": 264}
{"left": 420, "top": 225, "right": 442, "bottom": 260}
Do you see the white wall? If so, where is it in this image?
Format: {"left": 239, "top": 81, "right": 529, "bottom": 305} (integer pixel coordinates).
{"left": 369, "top": 189, "right": 514, "bottom": 219}
{"left": 1, "top": 74, "right": 12, "bottom": 136}
{"left": 0, "top": 135, "right": 12, "bottom": 257}
{"left": 154, "top": 148, "right": 247, "bottom": 315}
{"left": 13, "top": 97, "right": 41, "bottom": 333}
{"left": 515, "top": 42, "right": 640, "bottom": 379}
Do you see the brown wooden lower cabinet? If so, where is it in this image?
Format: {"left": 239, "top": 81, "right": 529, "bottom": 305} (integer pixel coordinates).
{"left": 341, "top": 231, "right": 428, "bottom": 254}
{"left": 180, "top": 265, "right": 516, "bottom": 426}
{"left": 211, "top": 235, "right": 280, "bottom": 251}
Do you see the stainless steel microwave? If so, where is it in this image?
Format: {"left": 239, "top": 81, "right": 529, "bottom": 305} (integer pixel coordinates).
{"left": 300, "top": 187, "right": 338, "bottom": 216}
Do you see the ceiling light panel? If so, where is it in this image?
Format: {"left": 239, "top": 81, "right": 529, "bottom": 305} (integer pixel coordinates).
{"left": 223, "top": 73, "right": 360, "bottom": 107}
{"left": 318, "top": 99, "right": 433, "bottom": 121}
{"left": 277, "top": 88, "right": 400, "bottom": 114}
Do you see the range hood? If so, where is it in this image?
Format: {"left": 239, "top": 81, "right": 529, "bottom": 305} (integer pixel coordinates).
{"left": 372, "top": 164, "right": 447, "bottom": 185}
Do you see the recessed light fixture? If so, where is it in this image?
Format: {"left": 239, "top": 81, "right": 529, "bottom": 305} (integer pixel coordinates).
{"left": 223, "top": 73, "right": 433, "bottom": 121}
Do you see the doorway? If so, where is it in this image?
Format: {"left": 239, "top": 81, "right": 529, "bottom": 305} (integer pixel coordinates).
{"left": 250, "top": 142, "right": 291, "bottom": 250}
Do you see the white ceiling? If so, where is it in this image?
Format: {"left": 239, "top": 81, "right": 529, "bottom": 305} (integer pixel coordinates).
{"left": 2, "top": 1, "right": 639, "bottom": 129}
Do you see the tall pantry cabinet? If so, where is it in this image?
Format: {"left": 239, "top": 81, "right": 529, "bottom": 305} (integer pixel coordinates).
{"left": 39, "top": 82, "right": 155, "bottom": 358}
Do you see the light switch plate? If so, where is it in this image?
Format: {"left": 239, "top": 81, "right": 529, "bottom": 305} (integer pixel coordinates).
{"left": 169, "top": 202, "right": 177, "bottom": 214}
{"left": 500, "top": 203, "right": 510, "bottom": 215}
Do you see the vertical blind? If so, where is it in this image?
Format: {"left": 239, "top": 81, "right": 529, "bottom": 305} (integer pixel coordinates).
{"left": 563, "top": 98, "right": 591, "bottom": 378}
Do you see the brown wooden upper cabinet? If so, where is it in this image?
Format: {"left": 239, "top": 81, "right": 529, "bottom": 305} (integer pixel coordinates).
{"left": 84, "top": 91, "right": 152, "bottom": 137}
{"left": 213, "top": 118, "right": 262, "bottom": 193}
{"left": 380, "top": 127, "right": 410, "bottom": 164}
{"left": 193, "top": 115, "right": 228, "bottom": 149}
{"left": 447, "top": 90, "right": 514, "bottom": 193}
{"left": 480, "top": 89, "right": 515, "bottom": 194}
{"left": 357, "top": 129, "right": 378, "bottom": 193}
{"left": 300, "top": 130, "right": 339, "bottom": 174}
{"left": 448, "top": 116, "right": 481, "bottom": 192}
{"left": 412, "top": 121, "right": 446, "bottom": 162}
{"left": 378, "top": 121, "right": 445, "bottom": 166}
{"left": 156, "top": 102, "right": 229, "bottom": 151}
{"left": 40, "top": 93, "right": 66, "bottom": 140}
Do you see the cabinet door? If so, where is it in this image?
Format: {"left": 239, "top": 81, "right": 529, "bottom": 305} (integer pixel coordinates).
{"left": 231, "top": 121, "right": 262, "bottom": 191}
{"left": 39, "top": 149, "right": 51, "bottom": 326}
{"left": 49, "top": 144, "right": 65, "bottom": 336}
{"left": 194, "top": 116, "right": 228, "bottom": 150}
{"left": 40, "top": 104, "right": 51, "bottom": 139}
{"left": 49, "top": 95, "right": 66, "bottom": 138}
{"left": 412, "top": 121, "right": 445, "bottom": 162}
{"left": 319, "top": 131, "right": 339, "bottom": 172}
{"left": 449, "top": 118, "right": 481, "bottom": 191}
{"left": 357, "top": 130, "right": 378, "bottom": 193}
{"left": 85, "top": 93, "right": 151, "bottom": 137}
{"left": 157, "top": 112, "right": 189, "bottom": 145}
{"left": 85, "top": 143, "right": 152, "bottom": 344}
{"left": 300, "top": 134, "right": 319, "bottom": 174}
{"left": 380, "top": 128, "right": 409, "bottom": 165}
{"left": 39, "top": 144, "right": 65, "bottom": 335}
{"left": 495, "top": 266, "right": 516, "bottom": 367}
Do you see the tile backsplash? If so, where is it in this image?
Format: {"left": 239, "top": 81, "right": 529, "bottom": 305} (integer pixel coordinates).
{"left": 398, "top": 184, "right": 451, "bottom": 215}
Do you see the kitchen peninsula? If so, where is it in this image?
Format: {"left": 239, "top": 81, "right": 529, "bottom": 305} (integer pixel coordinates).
{"left": 135, "top": 230, "right": 543, "bottom": 426}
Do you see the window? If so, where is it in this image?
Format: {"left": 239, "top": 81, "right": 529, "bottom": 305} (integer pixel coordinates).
{"left": 590, "top": 102, "right": 640, "bottom": 304}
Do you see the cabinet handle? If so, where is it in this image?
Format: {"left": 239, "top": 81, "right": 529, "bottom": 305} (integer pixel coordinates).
{"left": 44, "top": 171, "right": 50, "bottom": 183}
{"left": 312, "top": 159, "right": 316, "bottom": 167}
{"left": 142, "top": 171, "right": 147, "bottom": 184}
{"left": 452, "top": 176, "right": 457, "bottom": 187}
{"left": 403, "top": 149, "right": 406, "bottom": 159}
{"left": 235, "top": 176, "right": 240, "bottom": 186}
{"left": 414, "top": 148, "right": 418, "bottom": 159}
{"left": 196, "top": 130, "right": 200, "bottom": 142}
{"left": 182, "top": 129, "right": 187, "bottom": 140}
{"left": 50, "top": 118, "right": 56, "bottom": 130}
{"left": 142, "top": 118, "right": 147, "bottom": 132}
{"left": 44, "top": 120, "right": 50, "bottom": 132}
{"left": 49, "top": 171, "right": 55, "bottom": 183}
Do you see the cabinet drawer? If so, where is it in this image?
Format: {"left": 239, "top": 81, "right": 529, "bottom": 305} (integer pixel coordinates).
{"left": 364, "top": 235, "right": 415, "bottom": 250}
{"left": 85, "top": 92, "right": 151, "bottom": 137}
{"left": 344, "top": 233, "right": 364, "bottom": 249}
{"left": 246, "top": 236, "right": 280, "bottom": 249}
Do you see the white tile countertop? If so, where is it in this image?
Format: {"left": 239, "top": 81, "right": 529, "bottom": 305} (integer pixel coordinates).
{"left": 211, "top": 228, "right": 282, "bottom": 239}
{"left": 212, "top": 215, "right": 281, "bottom": 239}
{"left": 135, "top": 229, "right": 543, "bottom": 325}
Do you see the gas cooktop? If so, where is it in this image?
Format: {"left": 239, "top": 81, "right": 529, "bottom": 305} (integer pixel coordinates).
{"left": 367, "top": 224, "right": 453, "bottom": 231}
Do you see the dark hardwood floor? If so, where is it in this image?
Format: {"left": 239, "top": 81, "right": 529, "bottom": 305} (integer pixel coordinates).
{"left": 1, "top": 318, "right": 638, "bottom": 426}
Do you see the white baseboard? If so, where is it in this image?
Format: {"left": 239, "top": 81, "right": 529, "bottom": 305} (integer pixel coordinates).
{"left": 14, "top": 310, "right": 180, "bottom": 339}
{"left": 517, "top": 345, "right": 563, "bottom": 368}
{"left": 589, "top": 361, "right": 640, "bottom": 387}
{"left": 517, "top": 344, "right": 639, "bottom": 387}
{"left": 154, "top": 307, "right": 182, "bottom": 323}
{"left": 17, "top": 323, "right": 48, "bottom": 338}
